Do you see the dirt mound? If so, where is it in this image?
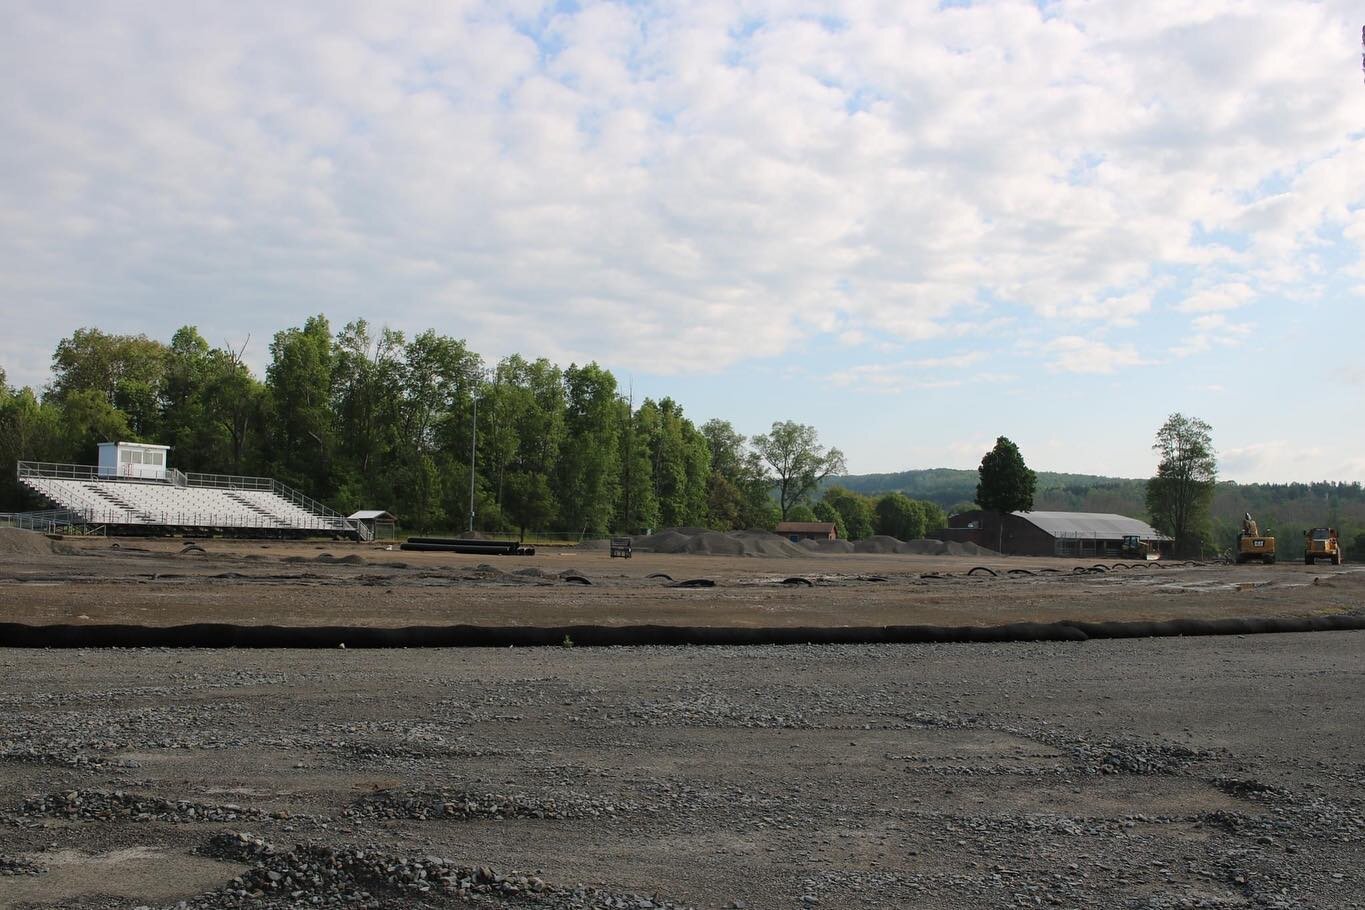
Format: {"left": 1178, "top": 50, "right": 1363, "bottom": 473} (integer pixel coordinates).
{"left": 632, "top": 527, "right": 808, "bottom": 558}
{"left": 948, "top": 541, "right": 997, "bottom": 556}
{"left": 896, "top": 538, "right": 949, "bottom": 556}
{"left": 0, "top": 527, "right": 60, "bottom": 556}
{"left": 852, "top": 535, "right": 903, "bottom": 554}
{"left": 683, "top": 532, "right": 747, "bottom": 557}
{"left": 810, "top": 538, "right": 855, "bottom": 554}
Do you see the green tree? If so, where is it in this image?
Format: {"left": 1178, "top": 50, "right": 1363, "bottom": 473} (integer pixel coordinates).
{"left": 787, "top": 502, "right": 819, "bottom": 522}
{"left": 976, "top": 436, "right": 1037, "bottom": 554}
{"left": 0, "top": 386, "right": 63, "bottom": 509}
{"left": 265, "top": 316, "right": 336, "bottom": 493}
{"left": 1145, "top": 413, "right": 1217, "bottom": 558}
{"left": 621, "top": 398, "right": 660, "bottom": 533}
{"left": 875, "top": 492, "right": 925, "bottom": 541}
{"left": 822, "top": 486, "right": 877, "bottom": 539}
{"left": 504, "top": 471, "right": 557, "bottom": 537}
{"left": 751, "top": 421, "right": 846, "bottom": 519}
{"left": 812, "top": 500, "right": 848, "bottom": 539}
{"left": 203, "top": 343, "right": 267, "bottom": 474}
{"left": 919, "top": 500, "right": 948, "bottom": 535}
{"left": 55, "top": 389, "right": 132, "bottom": 463}
{"left": 701, "top": 419, "right": 774, "bottom": 529}
{"left": 331, "top": 320, "right": 404, "bottom": 503}
{"left": 48, "top": 328, "right": 168, "bottom": 438}
{"left": 558, "top": 363, "right": 622, "bottom": 535}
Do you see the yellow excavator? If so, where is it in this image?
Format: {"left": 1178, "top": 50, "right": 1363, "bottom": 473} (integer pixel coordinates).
{"left": 1120, "top": 535, "right": 1160, "bottom": 560}
{"left": 1236, "top": 512, "right": 1276, "bottom": 564}
{"left": 1304, "top": 527, "right": 1343, "bottom": 565}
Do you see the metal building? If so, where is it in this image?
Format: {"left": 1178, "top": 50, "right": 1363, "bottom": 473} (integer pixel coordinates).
{"left": 945, "top": 510, "right": 1171, "bottom": 558}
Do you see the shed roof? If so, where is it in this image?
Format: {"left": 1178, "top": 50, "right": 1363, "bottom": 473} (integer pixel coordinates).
{"left": 348, "top": 510, "right": 396, "bottom": 521}
{"left": 775, "top": 521, "right": 837, "bottom": 533}
{"left": 1015, "top": 511, "right": 1171, "bottom": 540}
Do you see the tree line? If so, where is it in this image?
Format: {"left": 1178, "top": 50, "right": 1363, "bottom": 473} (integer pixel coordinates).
{"left": 966, "top": 419, "right": 1365, "bottom": 560}
{"left": 0, "top": 319, "right": 948, "bottom": 540}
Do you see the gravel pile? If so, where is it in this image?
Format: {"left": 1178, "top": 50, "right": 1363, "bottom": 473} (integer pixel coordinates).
{"left": 0, "top": 854, "right": 45, "bottom": 876}
{"left": 18, "top": 789, "right": 282, "bottom": 824}
{"left": 191, "top": 832, "right": 693, "bottom": 909}
{"left": 346, "top": 786, "right": 636, "bottom": 822}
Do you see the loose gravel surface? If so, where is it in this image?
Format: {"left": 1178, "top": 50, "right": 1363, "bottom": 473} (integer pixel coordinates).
{"left": 2, "top": 635, "right": 1363, "bottom": 909}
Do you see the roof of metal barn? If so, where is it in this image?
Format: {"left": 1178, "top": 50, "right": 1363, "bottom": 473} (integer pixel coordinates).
{"left": 1013, "top": 511, "right": 1172, "bottom": 541}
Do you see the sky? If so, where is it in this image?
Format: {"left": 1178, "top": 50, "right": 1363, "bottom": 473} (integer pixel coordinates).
{"left": 2, "top": 0, "right": 1363, "bottom": 483}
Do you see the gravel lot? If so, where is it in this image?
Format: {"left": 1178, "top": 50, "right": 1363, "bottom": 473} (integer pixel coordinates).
{"left": 3, "top": 633, "right": 1363, "bottom": 909}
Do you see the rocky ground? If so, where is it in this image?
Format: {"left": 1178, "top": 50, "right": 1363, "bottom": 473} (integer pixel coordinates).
{"left": 2, "top": 633, "right": 1363, "bottom": 909}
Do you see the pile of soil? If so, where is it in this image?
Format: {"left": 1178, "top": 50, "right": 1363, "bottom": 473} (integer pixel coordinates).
{"left": 626, "top": 528, "right": 809, "bottom": 558}
{"left": 852, "top": 535, "right": 903, "bottom": 554}
{"left": 0, "top": 527, "right": 62, "bottom": 556}
{"left": 581, "top": 527, "right": 997, "bottom": 559}
{"left": 804, "top": 538, "right": 855, "bottom": 554}
{"left": 947, "top": 540, "right": 996, "bottom": 556}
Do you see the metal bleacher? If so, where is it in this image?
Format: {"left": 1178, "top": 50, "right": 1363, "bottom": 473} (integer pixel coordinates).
{"left": 16, "top": 461, "right": 366, "bottom": 539}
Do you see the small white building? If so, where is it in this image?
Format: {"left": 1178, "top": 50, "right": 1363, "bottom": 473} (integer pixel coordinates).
{"left": 98, "top": 441, "right": 171, "bottom": 481}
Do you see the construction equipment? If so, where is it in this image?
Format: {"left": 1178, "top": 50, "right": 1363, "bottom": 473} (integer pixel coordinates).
{"left": 1304, "top": 527, "right": 1343, "bottom": 565}
{"left": 1236, "top": 512, "right": 1276, "bottom": 564}
{"left": 1120, "top": 534, "right": 1160, "bottom": 560}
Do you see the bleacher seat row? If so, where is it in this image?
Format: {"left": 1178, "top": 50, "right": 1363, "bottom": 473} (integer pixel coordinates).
{"left": 20, "top": 476, "right": 354, "bottom": 535}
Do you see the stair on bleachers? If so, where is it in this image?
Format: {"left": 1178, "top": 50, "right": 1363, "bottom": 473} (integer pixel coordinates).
{"left": 222, "top": 491, "right": 291, "bottom": 527}
{"left": 82, "top": 482, "right": 155, "bottom": 523}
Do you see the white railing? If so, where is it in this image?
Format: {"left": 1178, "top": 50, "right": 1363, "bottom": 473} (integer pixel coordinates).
{"left": 18, "top": 461, "right": 112, "bottom": 482}
{"left": 1, "top": 509, "right": 103, "bottom": 534}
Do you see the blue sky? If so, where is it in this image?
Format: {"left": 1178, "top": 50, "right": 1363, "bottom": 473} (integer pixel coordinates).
{"left": 2, "top": 0, "right": 1363, "bottom": 482}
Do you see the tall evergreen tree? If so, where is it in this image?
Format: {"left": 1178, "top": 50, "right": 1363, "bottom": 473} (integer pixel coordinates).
{"left": 976, "top": 436, "right": 1037, "bottom": 554}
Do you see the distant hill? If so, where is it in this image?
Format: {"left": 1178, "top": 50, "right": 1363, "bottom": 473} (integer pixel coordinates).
{"left": 827, "top": 468, "right": 1145, "bottom": 511}
{"left": 826, "top": 469, "right": 1365, "bottom": 550}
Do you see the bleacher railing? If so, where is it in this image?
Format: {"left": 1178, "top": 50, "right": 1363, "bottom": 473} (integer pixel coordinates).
{"left": 1, "top": 509, "right": 89, "bottom": 533}
{"left": 16, "top": 461, "right": 362, "bottom": 537}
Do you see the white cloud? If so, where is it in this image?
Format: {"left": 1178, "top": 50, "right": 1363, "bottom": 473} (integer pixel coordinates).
{"left": 0, "top": 0, "right": 1363, "bottom": 390}
{"left": 1221, "top": 440, "right": 1328, "bottom": 482}
{"left": 1169, "top": 313, "right": 1253, "bottom": 358}
{"left": 1044, "top": 336, "right": 1147, "bottom": 374}
{"left": 1175, "top": 283, "right": 1256, "bottom": 314}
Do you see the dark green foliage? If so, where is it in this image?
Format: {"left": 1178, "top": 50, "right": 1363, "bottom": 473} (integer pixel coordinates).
{"left": 752, "top": 421, "right": 847, "bottom": 519}
{"left": 812, "top": 501, "right": 848, "bottom": 539}
{"left": 1145, "top": 413, "right": 1217, "bottom": 558}
{"left": 875, "top": 492, "right": 924, "bottom": 540}
{"left": 700, "top": 419, "right": 775, "bottom": 529}
{"left": 976, "top": 437, "right": 1037, "bottom": 515}
{"left": 821, "top": 486, "right": 876, "bottom": 540}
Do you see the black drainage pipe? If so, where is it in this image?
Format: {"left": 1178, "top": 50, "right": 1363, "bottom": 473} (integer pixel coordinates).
{"left": 2, "top": 614, "right": 1363, "bottom": 649}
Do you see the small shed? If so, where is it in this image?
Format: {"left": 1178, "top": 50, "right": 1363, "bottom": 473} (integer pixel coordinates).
{"left": 349, "top": 510, "right": 398, "bottom": 541}
{"left": 97, "top": 441, "right": 171, "bottom": 481}
{"left": 776, "top": 521, "right": 838, "bottom": 542}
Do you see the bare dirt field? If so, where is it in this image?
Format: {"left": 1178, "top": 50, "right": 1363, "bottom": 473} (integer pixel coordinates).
{"left": 0, "top": 533, "right": 1361, "bottom": 629}
{"left": 1, "top": 531, "right": 1363, "bottom": 909}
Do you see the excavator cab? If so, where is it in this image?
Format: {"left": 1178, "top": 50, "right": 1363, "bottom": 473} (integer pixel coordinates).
{"left": 1236, "top": 512, "right": 1276, "bottom": 565}
{"left": 1120, "top": 534, "right": 1157, "bottom": 560}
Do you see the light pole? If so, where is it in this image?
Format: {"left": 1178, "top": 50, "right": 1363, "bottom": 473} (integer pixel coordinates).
{"left": 467, "top": 369, "right": 485, "bottom": 533}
